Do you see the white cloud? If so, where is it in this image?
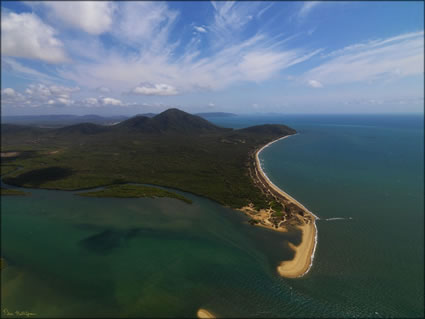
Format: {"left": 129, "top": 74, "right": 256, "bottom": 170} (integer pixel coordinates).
{"left": 131, "top": 83, "right": 179, "bottom": 96}
{"left": 50, "top": 97, "right": 73, "bottom": 106}
{"left": 101, "top": 97, "right": 122, "bottom": 106}
{"left": 307, "top": 80, "right": 323, "bottom": 88}
{"left": 2, "top": 88, "right": 16, "bottom": 96}
{"left": 298, "top": 2, "right": 321, "bottom": 19}
{"left": 1, "top": 12, "right": 68, "bottom": 63}
{"left": 303, "top": 31, "right": 424, "bottom": 86}
{"left": 49, "top": 85, "right": 80, "bottom": 95}
{"left": 25, "top": 84, "right": 79, "bottom": 100}
{"left": 1, "top": 88, "right": 26, "bottom": 107}
{"left": 62, "top": 31, "right": 319, "bottom": 93}
{"left": 1, "top": 83, "right": 81, "bottom": 108}
{"left": 2, "top": 57, "right": 57, "bottom": 81}
{"left": 239, "top": 49, "right": 320, "bottom": 82}
{"left": 194, "top": 26, "right": 207, "bottom": 33}
{"left": 257, "top": 3, "right": 274, "bottom": 18}
{"left": 210, "top": 1, "right": 261, "bottom": 39}
{"left": 3, "top": 2, "right": 320, "bottom": 105}
{"left": 83, "top": 97, "right": 99, "bottom": 106}
{"left": 113, "top": 2, "right": 177, "bottom": 49}
{"left": 42, "top": 1, "right": 115, "bottom": 35}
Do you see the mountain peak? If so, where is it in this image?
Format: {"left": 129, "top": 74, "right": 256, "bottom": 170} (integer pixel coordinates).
{"left": 118, "top": 108, "right": 228, "bottom": 134}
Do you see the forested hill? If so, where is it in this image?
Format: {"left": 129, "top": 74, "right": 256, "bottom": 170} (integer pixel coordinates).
{"left": 1, "top": 108, "right": 296, "bottom": 209}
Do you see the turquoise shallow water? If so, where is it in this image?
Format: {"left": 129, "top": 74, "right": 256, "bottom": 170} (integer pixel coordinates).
{"left": 1, "top": 114, "right": 424, "bottom": 317}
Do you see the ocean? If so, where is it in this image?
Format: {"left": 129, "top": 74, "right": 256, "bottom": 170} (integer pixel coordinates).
{"left": 1, "top": 114, "right": 423, "bottom": 317}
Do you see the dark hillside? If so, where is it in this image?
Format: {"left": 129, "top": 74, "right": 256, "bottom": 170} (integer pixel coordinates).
{"left": 1, "top": 108, "right": 297, "bottom": 209}
{"left": 117, "top": 108, "right": 229, "bottom": 134}
{"left": 115, "top": 116, "right": 153, "bottom": 132}
{"left": 55, "top": 123, "right": 110, "bottom": 135}
{"left": 150, "top": 108, "right": 227, "bottom": 133}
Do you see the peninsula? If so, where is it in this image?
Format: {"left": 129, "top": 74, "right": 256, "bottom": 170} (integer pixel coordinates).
{"left": 1, "top": 108, "right": 316, "bottom": 278}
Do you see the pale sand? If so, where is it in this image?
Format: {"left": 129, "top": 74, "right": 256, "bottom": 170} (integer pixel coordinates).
{"left": 0, "top": 152, "right": 20, "bottom": 158}
{"left": 277, "top": 219, "right": 316, "bottom": 278}
{"left": 197, "top": 308, "right": 216, "bottom": 318}
{"left": 255, "top": 134, "right": 319, "bottom": 278}
{"left": 255, "top": 135, "right": 317, "bottom": 217}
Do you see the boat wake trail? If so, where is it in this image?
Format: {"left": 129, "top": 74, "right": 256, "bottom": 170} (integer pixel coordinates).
{"left": 323, "top": 217, "right": 353, "bottom": 221}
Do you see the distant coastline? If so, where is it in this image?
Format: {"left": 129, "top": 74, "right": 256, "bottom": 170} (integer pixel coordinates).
{"left": 241, "top": 134, "right": 318, "bottom": 278}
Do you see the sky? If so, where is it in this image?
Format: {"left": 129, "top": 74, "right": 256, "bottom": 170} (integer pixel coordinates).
{"left": 1, "top": 1, "right": 424, "bottom": 116}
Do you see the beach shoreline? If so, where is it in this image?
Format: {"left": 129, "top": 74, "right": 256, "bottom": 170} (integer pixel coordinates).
{"left": 242, "top": 133, "right": 318, "bottom": 278}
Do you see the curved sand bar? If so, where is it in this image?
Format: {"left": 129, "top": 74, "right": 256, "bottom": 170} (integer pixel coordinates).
{"left": 255, "top": 135, "right": 318, "bottom": 278}
{"left": 197, "top": 308, "right": 216, "bottom": 318}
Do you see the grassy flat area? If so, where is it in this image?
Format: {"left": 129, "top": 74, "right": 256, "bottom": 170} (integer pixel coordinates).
{"left": 1, "top": 109, "right": 296, "bottom": 209}
{"left": 1, "top": 187, "right": 29, "bottom": 196}
{"left": 77, "top": 184, "right": 192, "bottom": 204}
{"left": 1, "top": 165, "right": 20, "bottom": 176}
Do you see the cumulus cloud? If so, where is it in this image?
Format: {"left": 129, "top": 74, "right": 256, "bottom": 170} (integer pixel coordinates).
{"left": 83, "top": 97, "right": 100, "bottom": 106}
{"left": 48, "top": 97, "right": 74, "bottom": 106}
{"left": 101, "top": 97, "right": 122, "bottom": 106}
{"left": 81, "top": 97, "right": 123, "bottom": 107}
{"left": 194, "top": 26, "right": 207, "bottom": 33}
{"left": 303, "top": 31, "right": 424, "bottom": 86}
{"left": 25, "top": 84, "right": 79, "bottom": 99}
{"left": 2, "top": 88, "right": 16, "bottom": 96}
{"left": 1, "top": 12, "right": 68, "bottom": 63}
{"left": 1, "top": 87, "right": 27, "bottom": 106}
{"left": 42, "top": 1, "right": 115, "bottom": 35}
{"left": 1, "top": 83, "right": 80, "bottom": 108}
{"left": 130, "top": 83, "right": 179, "bottom": 96}
{"left": 307, "top": 80, "right": 323, "bottom": 88}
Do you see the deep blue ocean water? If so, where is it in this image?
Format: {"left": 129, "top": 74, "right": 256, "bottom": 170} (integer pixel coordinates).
{"left": 1, "top": 113, "right": 423, "bottom": 317}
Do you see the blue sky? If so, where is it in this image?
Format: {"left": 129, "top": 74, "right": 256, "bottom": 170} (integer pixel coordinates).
{"left": 1, "top": 1, "right": 424, "bottom": 115}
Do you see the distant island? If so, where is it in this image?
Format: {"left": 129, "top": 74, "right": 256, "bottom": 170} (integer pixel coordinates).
{"left": 1, "top": 114, "right": 128, "bottom": 128}
{"left": 1, "top": 108, "right": 316, "bottom": 278}
{"left": 195, "top": 112, "right": 237, "bottom": 118}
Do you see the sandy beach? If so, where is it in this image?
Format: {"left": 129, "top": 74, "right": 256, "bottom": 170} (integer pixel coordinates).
{"left": 277, "top": 219, "right": 317, "bottom": 278}
{"left": 197, "top": 308, "right": 216, "bottom": 318}
{"left": 254, "top": 134, "right": 318, "bottom": 278}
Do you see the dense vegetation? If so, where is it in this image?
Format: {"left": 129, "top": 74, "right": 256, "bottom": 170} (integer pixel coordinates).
{"left": 77, "top": 184, "right": 192, "bottom": 204}
{"left": 1, "top": 109, "right": 296, "bottom": 209}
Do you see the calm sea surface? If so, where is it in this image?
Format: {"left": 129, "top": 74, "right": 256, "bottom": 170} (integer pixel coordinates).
{"left": 1, "top": 114, "right": 423, "bottom": 317}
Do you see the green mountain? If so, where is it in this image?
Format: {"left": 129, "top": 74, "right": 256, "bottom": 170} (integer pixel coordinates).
{"left": 117, "top": 108, "right": 227, "bottom": 134}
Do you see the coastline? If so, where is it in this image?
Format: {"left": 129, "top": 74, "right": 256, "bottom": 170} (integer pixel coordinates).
{"left": 246, "top": 133, "right": 318, "bottom": 278}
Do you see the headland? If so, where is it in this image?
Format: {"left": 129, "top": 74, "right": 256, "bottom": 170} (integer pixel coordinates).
{"left": 239, "top": 134, "right": 318, "bottom": 278}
